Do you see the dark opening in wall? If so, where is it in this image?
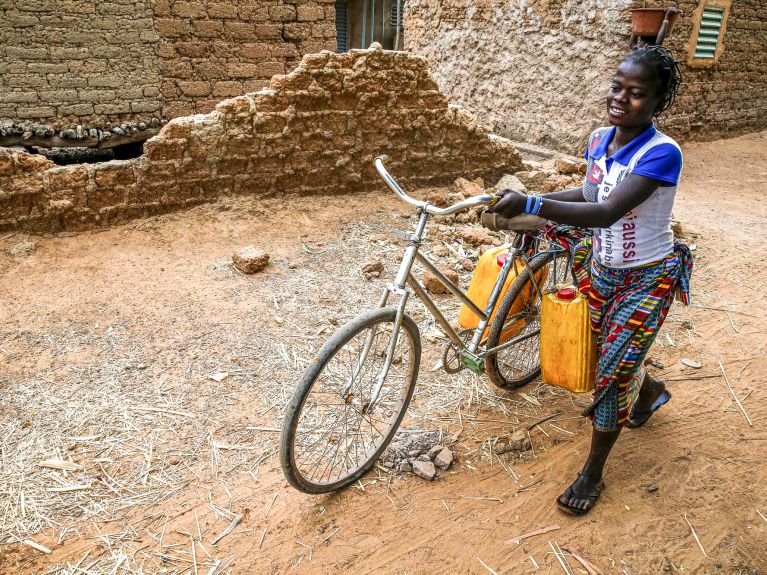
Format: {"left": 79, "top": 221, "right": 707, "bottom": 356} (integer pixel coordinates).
{"left": 31, "top": 140, "right": 145, "bottom": 166}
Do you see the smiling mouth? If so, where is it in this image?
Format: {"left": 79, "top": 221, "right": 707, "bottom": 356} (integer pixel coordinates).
{"left": 609, "top": 105, "right": 627, "bottom": 116}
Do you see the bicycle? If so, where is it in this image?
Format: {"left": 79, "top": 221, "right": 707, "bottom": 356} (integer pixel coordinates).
{"left": 280, "top": 156, "right": 578, "bottom": 494}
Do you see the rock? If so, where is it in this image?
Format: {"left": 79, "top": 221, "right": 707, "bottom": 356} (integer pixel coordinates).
{"left": 493, "top": 441, "right": 508, "bottom": 455}
{"left": 453, "top": 177, "right": 483, "bottom": 197}
{"left": 555, "top": 158, "right": 581, "bottom": 175}
{"left": 383, "top": 460, "right": 394, "bottom": 469}
{"left": 515, "top": 170, "right": 548, "bottom": 190}
{"left": 434, "top": 447, "right": 454, "bottom": 470}
{"left": 416, "top": 454, "right": 431, "bottom": 462}
{"left": 408, "top": 449, "right": 422, "bottom": 458}
{"left": 426, "top": 445, "right": 443, "bottom": 460}
{"left": 647, "top": 483, "right": 659, "bottom": 493}
{"left": 494, "top": 174, "right": 528, "bottom": 193}
{"left": 48, "top": 199, "right": 73, "bottom": 214}
{"left": 232, "top": 246, "right": 270, "bottom": 274}
{"left": 361, "top": 258, "right": 384, "bottom": 277}
{"left": 508, "top": 428, "right": 532, "bottom": 452}
{"left": 399, "top": 461, "right": 412, "bottom": 473}
{"left": 422, "top": 187, "right": 451, "bottom": 208}
{"left": 522, "top": 159, "right": 543, "bottom": 170}
{"left": 456, "top": 225, "right": 493, "bottom": 247}
{"left": 445, "top": 191, "right": 466, "bottom": 204}
{"left": 423, "top": 267, "right": 459, "bottom": 294}
{"left": 6, "top": 241, "right": 37, "bottom": 257}
{"left": 288, "top": 262, "right": 299, "bottom": 269}
{"left": 645, "top": 357, "right": 664, "bottom": 369}
{"left": 412, "top": 460, "right": 436, "bottom": 481}
{"left": 681, "top": 358, "right": 702, "bottom": 369}
{"left": 459, "top": 258, "right": 474, "bottom": 271}
{"left": 431, "top": 245, "right": 449, "bottom": 258}
{"left": 541, "top": 174, "right": 574, "bottom": 194}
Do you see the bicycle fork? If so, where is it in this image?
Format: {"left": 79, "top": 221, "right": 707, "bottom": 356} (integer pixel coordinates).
{"left": 343, "top": 210, "right": 428, "bottom": 408}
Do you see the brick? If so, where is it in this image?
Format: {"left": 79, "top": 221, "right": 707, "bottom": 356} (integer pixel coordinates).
{"left": 6, "top": 11, "right": 39, "bottom": 26}
{"left": 172, "top": 1, "right": 206, "bottom": 18}
{"left": 87, "top": 76, "right": 124, "bottom": 88}
{"left": 254, "top": 24, "right": 283, "bottom": 39}
{"left": 224, "top": 21, "right": 255, "bottom": 40}
{"left": 94, "top": 164, "right": 136, "bottom": 188}
{"left": 257, "top": 61, "right": 286, "bottom": 78}
{"left": 155, "top": 17, "right": 191, "bottom": 37}
{"left": 283, "top": 23, "right": 312, "bottom": 41}
{"left": 269, "top": 5, "right": 296, "bottom": 22}
{"left": 0, "top": 91, "right": 38, "bottom": 104}
{"left": 6, "top": 46, "right": 47, "bottom": 60}
{"left": 297, "top": 5, "right": 325, "bottom": 21}
{"left": 227, "top": 63, "right": 259, "bottom": 78}
{"left": 131, "top": 101, "right": 161, "bottom": 113}
{"left": 240, "top": 43, "right": 272, "bottom": 61}
{"left": 94, "top": 103, "right": 131, "bottom": 114}
{"left": 173, "top": 41, "right": 210, "bottom": 58}
{"left": 144, "top": 138, "right": 187, "bottom": 161}
{"left": 17, "top": 106, "right": 56, "bottom": 119}
{"left": 162, "top": 101, "right": 195, "bottom": 117}
{"left": 213, "top": 81, "right": 245, "bottom": 98}
{"left": 79, "top": 89, "right": 116, "bottom": 101}
{"left": 207, "top": 2, "right": 239, "bottom": 19}
{"left": 191, "top": 19, "right": 223, "bottom": 37}
{"left": 178, "top": 81, "right": 211, "bottom": 97}
{"left": 48, "top": 166, "right": 89, "bottom": 192}
{"left": 59, "top": 102, "right": 94, "bottom": 116}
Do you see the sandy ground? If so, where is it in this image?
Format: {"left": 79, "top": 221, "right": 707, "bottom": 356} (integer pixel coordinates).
{"left": 1, "top": 131, "right": 766, "bottom": 575}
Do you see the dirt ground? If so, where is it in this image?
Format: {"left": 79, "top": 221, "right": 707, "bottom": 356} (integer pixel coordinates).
{"left": 1, "top": 131, "right": 766, "bottom": 575}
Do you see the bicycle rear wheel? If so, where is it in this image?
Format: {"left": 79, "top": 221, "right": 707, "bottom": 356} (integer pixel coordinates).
{"left": 484, "top": 250, "right": 573, "bottom": 389}
{"left": 280, "top": 307, "right": 421, "bottom": 494}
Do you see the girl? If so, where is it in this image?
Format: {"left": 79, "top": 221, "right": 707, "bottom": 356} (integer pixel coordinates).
{"left": 488, "top": 45, "right": 693, "bottom": 515}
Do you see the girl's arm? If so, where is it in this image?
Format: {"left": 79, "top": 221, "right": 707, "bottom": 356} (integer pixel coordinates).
{"left": 537, "top": 186, "right": 587, "bottom": 203}
{"left": 490, "top": 174, "right": 662, "bottom": 228}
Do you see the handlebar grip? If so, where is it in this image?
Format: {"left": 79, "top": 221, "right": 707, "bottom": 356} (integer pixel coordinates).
{"left": 378, "top": 154, "right": 390, "bottom": 163}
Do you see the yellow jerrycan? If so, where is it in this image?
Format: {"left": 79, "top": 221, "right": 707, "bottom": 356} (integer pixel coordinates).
{"left": 540, "top": 286, "right": 597, "bottom": 393}
{"left": 458, "top": 246, "right": 546, "bottom": 341}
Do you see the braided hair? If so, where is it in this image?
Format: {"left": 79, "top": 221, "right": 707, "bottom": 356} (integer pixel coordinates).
{"left": 623, "top": 45, "right": 682, "bottom": 116}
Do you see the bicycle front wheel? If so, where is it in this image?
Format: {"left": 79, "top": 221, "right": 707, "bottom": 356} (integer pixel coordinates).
{"left": 484, "top": 250, "right": 573, "bottom": 389}
{"left": 280, "top": 307, "right": 421, "bottom": 494}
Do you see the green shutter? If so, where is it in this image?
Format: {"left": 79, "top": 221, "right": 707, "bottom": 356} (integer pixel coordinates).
{"left": 694, "top": 6, "right": 724, "bottom": 59}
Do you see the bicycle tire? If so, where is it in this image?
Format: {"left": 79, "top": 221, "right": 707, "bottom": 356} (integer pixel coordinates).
{"left": 484, "top": 250, "right": 573, "bottom": 389}
{"left": 280, "top": 307, "right": 421, "bottom": 494}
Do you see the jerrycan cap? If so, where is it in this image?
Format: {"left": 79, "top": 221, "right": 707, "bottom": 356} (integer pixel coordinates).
{"left": 497, "top": 253, "right": 508, "bottom": 267}
{"left": 557, "top": 287, "right": 577, "bottom": 300}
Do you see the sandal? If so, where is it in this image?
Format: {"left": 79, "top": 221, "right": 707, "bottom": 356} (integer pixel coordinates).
{"left": 556, "top": 476, "right": 605, "bottom": 516}
{"left": 626, "top": 389, "right": 672, "bottom": 429}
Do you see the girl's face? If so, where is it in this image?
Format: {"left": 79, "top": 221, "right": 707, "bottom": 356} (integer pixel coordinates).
{"left": 606, "top": 60, "right": 663, "bottom": 129}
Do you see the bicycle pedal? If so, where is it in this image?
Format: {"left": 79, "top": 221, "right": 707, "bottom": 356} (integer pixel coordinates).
{"left": 459, "top": 349, "right": 485, "bottom": 374}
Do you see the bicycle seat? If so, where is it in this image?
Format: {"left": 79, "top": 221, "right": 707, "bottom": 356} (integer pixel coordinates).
{"left": 480, "top": 211, "right": 548, "bottom": 232}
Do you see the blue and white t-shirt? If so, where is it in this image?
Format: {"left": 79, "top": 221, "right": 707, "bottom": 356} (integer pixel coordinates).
{"left": 583, "top": 123, "right": 683, "bottom": 268}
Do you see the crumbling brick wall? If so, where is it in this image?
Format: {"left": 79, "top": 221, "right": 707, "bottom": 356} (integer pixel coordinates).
{"left": 0, "top": 48, "right": 522, "bottom": 233}
{"left": 405, "top": 0, "right": 767, "bottom": 154}
{"left": 0, "top": 0, "right": 336, "bottom": 134}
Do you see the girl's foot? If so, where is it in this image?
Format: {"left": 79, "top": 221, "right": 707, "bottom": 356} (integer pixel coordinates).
{"left": 557, "top": 474, "right": 605, "bottom": 515}
{"left": 627, "top": 373, "right": 671, "bottom": 428}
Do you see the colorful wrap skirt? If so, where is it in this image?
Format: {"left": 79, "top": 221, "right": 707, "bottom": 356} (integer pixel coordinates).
{"left": 566, "top": 237, "right": 694, "bottom": 432}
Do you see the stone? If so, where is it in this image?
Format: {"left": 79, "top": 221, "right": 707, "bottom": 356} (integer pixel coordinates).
{"left": 494, "top": 174, "right": 527, "bottom": 193}
{"left": 508, "top": 428, "right": 532, "bottom": 452}
{"left": 232, "top": 246, "right": 270, "bottom": 274}
{"left": 430, "top": 245, "right": 449, "bottom": 258}
{"left": 493, "top": 441, "right": 508, "bottom": 455}
{"left": 412, "top": 460, "right": 436, "bottom": 481}
{"left": 456, "top": 225, "right": 494, "bottom": 247}
{"left": 426, "top": 445, "right": 443, "bottom": 460}
{"left": 416, "top": 454, "right": 431, "bottom": 462}
{"left": 423, "top": 267, "right": 459, "bottom": 294}
{"left": 514, "top": 170, "right": 548, "bottom": 190}
{"left": 408, "top": 449, "right": 422, "bottom": 458}
{"left": 361, "top": 259, "right": 383, "bottom": 277}
{"left": 459, "top": 259, "right": 474, "bottom": 271}
{"left": 647, "top": 483, "right": 659, "bottom": 493}
{"left": 6, "top": 241, "right": 37, "bottom": 257}
{"left": 399, "top": 461, "right": 412, "bottom": 473}
{"left": 434, "top": 447, "right": 454, "bottom": 470}
{"left": 423, "top": 187, "right": 451, "bottom": 208}
{"left": 453, "top": 177, "right": 483, "bottom": 197}
{"left": 541, "top": 174, "right": 574, "bottom": 194}
{"left": 555, "top": 158, "right": 581, "bottom": 175}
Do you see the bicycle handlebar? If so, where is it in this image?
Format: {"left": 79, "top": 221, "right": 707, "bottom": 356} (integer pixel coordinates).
{"left": 374, "top": 155, "right": 497, "bottom": 216}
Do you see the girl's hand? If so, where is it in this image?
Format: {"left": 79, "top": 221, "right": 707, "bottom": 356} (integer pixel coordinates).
{"left": 488, "top": 188, "right": 526, "bottom": 218}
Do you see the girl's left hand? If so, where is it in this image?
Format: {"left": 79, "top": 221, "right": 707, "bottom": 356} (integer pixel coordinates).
{"left": 488, "top": 188, "right": 526, "bottom": 218}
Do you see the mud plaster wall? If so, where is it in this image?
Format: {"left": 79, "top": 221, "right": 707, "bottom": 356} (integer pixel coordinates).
{"left": 0, "top": 48, "right": 522, "bottom": 233}
{"left": 0, "top": 0, "right": 336, "bottom": 130}
{"left": 405, "top": 0, "right": 767, "bottom": 154}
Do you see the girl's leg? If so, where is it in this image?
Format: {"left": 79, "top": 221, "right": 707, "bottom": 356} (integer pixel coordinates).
{"left": 627, "top": 371, "right": 670, "bottom": 428}
{"left": 558, "top": 427, "right": 621, "bottom": 513}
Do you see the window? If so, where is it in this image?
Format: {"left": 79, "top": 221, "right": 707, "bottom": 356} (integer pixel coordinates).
{"left": 336, "top": 0, "right": 348, "bottom": 53}
{"left": 687, "top": 0, "right": 731, "bottom": 67}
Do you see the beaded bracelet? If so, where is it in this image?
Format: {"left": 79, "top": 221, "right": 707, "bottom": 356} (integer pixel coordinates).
{"left": 524, "top": 195, "right": 543, "bottom": 216}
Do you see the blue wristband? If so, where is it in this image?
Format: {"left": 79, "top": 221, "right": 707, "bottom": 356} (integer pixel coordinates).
{"left": 524, "top": 195, "right": 534, "bottom": 215}
{"left": 533, "top": 196, "right": 543, "bottom": 215}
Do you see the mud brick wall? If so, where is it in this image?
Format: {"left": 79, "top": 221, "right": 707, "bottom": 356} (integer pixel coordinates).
{"left": 641, "top": 0, "right": 767, "bottom": 143}
{"left": 405, "top": 0, "right": 767, "bottom": 154}
{"left": 0, "top": 48, "right": 523, "bottom": 233}
{"left": 0, "top": 1, "right": 161, "bottom": 127}
{"left": 154, "top": 0, "right": 337, "bottom": 118}
{"left": 0, "top": 0, "right": 337, "bottom": 131}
